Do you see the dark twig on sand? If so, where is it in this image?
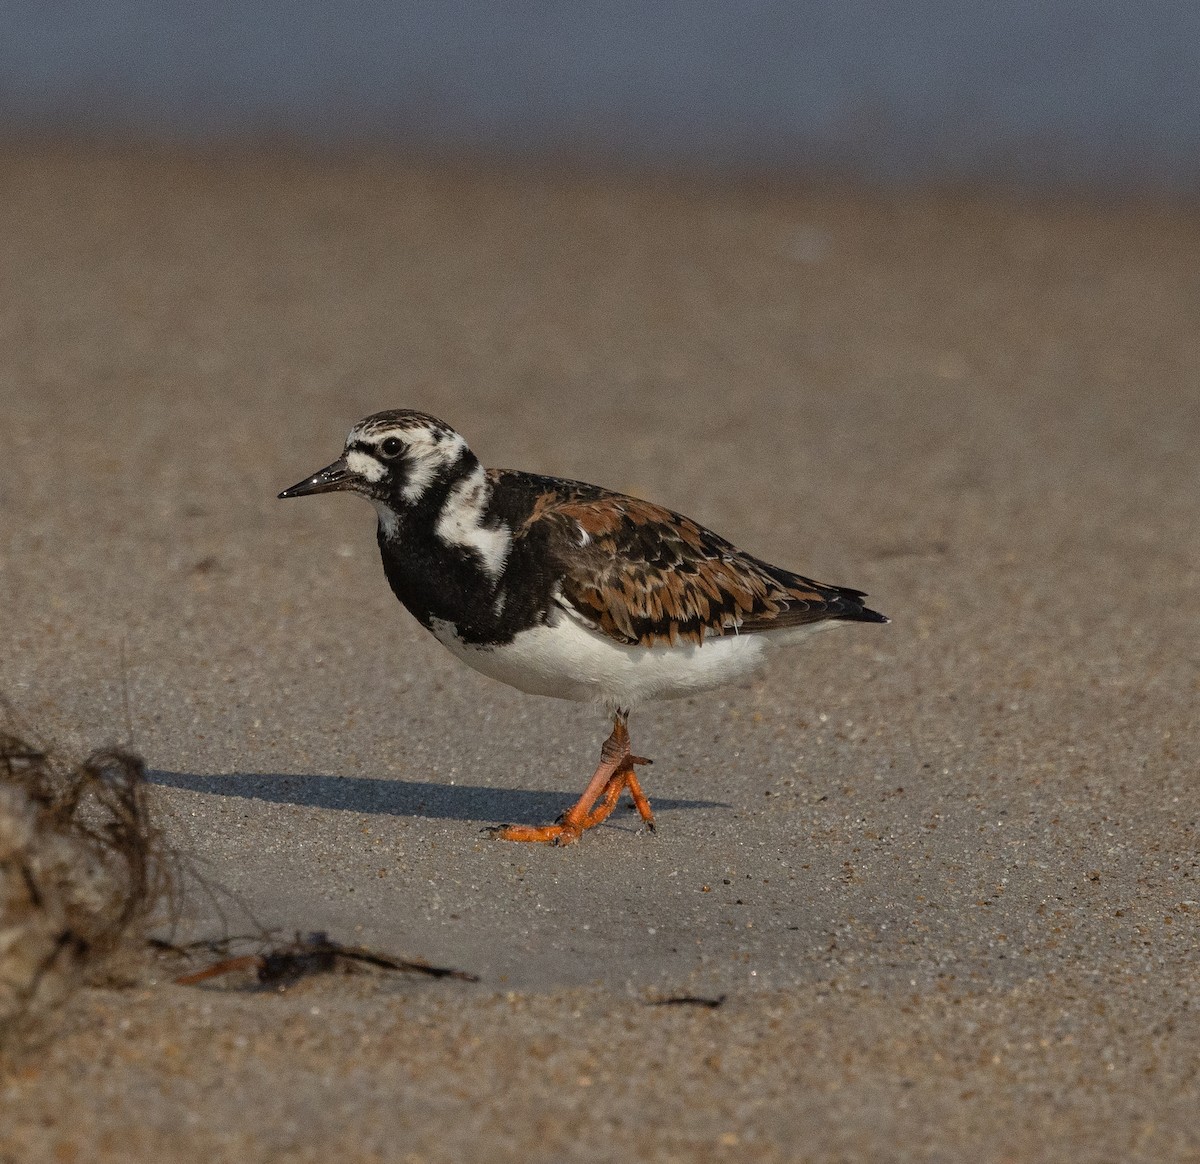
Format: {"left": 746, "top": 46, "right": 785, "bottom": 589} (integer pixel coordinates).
{"left": 648, "top": 994, "right": 727, "bottom": 1009}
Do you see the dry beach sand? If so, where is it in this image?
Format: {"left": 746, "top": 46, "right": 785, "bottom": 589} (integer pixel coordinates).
{"left": 1, "top": 147, "right": 1198, "bottom": 1161}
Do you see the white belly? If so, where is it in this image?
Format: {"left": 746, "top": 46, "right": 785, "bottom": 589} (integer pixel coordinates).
{"left": 428, "top": 612, "right": 842, "bottom": 709}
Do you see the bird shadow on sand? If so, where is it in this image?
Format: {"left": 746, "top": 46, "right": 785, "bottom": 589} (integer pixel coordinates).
{"left": 147, "top": 769, "right": 729, "bottom": 826}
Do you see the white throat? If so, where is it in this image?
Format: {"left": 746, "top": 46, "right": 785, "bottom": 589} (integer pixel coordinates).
{"left": 372, "top": 500, "right": 400, "bottom": 538}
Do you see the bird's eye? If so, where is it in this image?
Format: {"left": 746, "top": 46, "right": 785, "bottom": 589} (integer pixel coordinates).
{"left": 380, "top": 437, "right": 404, "bottom": 458}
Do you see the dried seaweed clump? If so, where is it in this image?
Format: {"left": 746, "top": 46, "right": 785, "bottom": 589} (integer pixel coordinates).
{"left": 0, "top": 732, "right": 171, "bottom": 1048}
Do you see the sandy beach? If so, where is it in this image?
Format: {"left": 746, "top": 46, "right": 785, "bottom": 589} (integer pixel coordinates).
{"left": 1, "top": 146, "right": 1198, "bottom": 1161}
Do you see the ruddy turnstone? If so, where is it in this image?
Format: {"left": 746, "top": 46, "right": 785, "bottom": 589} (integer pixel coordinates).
{"left": 280, "top": 410, "right": 887, "bottom": 845}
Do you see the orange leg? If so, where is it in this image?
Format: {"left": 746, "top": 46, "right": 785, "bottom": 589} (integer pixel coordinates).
{"left": 581, "top": 757, "right": 655, "bottom": 832}
{"left": 494, "top": 716, "right": 655, "bottom": 846}
{"left": 580, "top": 767, "right": 628, "bottom": 829}
{"left": 623, "top": 764, "right": 656, "bottom": 831}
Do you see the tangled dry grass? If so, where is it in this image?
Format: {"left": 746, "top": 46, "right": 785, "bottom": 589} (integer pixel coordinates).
{"left": 0, "top": 726, "right": 173, "bottom": 1049}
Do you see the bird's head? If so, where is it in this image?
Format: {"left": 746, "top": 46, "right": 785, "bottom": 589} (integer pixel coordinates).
{"left": 279, "top": 410, "right": 474, "bottom": 524}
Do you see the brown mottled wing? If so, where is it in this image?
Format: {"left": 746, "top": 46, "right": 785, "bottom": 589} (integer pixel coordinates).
{"left": 519, "top": 480, "right": 875, "bottom": 648}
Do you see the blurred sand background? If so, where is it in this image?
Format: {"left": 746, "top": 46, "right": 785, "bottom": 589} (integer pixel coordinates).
{"left": 1, "top": 146, "right": 1198, "bottom": 1161}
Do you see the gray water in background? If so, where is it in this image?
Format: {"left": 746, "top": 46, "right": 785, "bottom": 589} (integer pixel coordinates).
{"left": 4, "top": 1, "right": 1200, "bottom": 189}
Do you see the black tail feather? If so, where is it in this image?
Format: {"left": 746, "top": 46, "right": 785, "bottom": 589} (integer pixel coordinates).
{"left": 823, "top": 582, "right": 889, "bottom": 624}
{"left": 841, "top": 604, "right": 889, "bottom": 624}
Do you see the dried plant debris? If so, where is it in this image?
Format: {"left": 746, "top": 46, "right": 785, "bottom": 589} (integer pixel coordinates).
{"left": 0, "top": 728, "right": 174, "bottom": 1049}
{"left": 166, "top": 931, "right": 479, "bottom": 990}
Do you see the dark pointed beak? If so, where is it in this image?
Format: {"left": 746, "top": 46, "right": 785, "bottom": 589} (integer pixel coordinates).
{"left": 278, "top": 456, "right": 354, "bottom": 499}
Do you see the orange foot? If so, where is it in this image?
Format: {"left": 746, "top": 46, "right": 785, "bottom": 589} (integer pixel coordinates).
{"left": 493, "top": 715, "right": 655, "bottom": 846}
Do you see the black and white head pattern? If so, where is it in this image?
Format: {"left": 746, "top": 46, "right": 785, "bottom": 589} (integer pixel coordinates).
{"left": 342, "top": 410, "right": 511, "bottom": 579}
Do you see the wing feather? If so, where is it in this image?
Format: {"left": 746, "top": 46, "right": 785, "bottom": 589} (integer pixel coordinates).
{"left": 513, "top": 480, "right": 877, "bottom": 648}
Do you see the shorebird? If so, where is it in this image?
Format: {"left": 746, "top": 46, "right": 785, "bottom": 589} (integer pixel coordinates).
{"left": 280, "top": 410, "right": 887, "bottom": 845}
